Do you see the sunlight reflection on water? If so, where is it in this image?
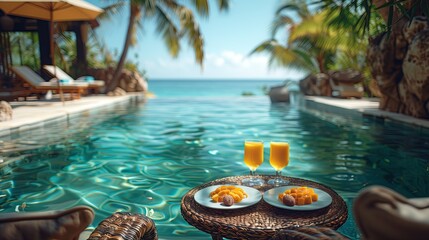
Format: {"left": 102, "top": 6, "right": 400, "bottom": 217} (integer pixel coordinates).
{"left": 0, "top": 96, "right": 428, "bottom": 239}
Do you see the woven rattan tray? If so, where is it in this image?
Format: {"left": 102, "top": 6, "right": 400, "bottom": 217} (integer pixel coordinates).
{"left": 181, "top": 175, "right": 348, "bottom": 240}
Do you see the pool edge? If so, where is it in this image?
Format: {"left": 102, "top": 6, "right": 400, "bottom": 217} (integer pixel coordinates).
{"left": 0, "top": 93, "right": 145, "bottom": 137}
{"left": 304, "top": 96, "right": 429, "bottom": 130}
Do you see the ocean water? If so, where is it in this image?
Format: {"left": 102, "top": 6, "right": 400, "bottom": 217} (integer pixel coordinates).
{"left": 147, "top": 79, "right": 284, "bottom": 97}
{"left": 0, "top": 79, "right": 428, "bottom": 239}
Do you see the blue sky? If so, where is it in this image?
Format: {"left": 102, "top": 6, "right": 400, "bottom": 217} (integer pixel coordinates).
{"left": 87, "top": 0, "right": 305, "bottom": 80}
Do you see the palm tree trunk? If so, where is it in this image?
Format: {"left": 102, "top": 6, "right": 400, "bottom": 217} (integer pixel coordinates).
{"left": 106, "top": 4, "right": 140, "bottom": 93}
{"left": 316, "top": 54, "right": 325, "bottom": 73}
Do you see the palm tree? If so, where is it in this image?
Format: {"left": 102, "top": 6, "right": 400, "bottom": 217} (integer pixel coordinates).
{"left": 252, "top": 0, "right": 371, "bottom": 76}
{"left": 106, "top": 0, "right": 229, "bottom": 93}
{"left": 251, "top": 1, "right": 326, "bottom": 74}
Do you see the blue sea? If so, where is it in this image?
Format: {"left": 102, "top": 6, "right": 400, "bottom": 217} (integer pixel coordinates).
{"left": 147, "top": 79, "right": 284, "bottom": 97}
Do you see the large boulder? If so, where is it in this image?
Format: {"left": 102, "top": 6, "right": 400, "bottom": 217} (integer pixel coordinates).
{"left": 87, "top": 67, "right": 148, "bottom": 93}
{"left": 0, "top": 101, "right": 12, "bottom": 122}
{"left": 118, "top": 69, "right": 148, "bottom": 92}
{"left": 299, "top": 73, "right": 331, "bottom": 96}
{"left": 330, "top": 69, "right": 364, "bottom": 85}
{"left": 107, "top": 87, "right": 127, "bottom": 97}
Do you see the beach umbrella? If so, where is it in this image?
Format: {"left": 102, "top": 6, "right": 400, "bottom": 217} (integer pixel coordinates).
{"left": 0, "top": 0, "right": 103, "bottom": 103}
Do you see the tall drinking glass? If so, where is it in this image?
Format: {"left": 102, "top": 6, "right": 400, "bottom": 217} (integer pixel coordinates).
{"left": 267, "top": 141, "right": 290, "bottom": 186}
{"left": 242, "top": 140, "right": 265, "bottom": 186}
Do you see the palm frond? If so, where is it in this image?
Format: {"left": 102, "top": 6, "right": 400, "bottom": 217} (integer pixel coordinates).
{"left": 249, "top": 40, "right": 277, "bottom": 55}
{"left": 217, "top": 0, "right": 230, "bottom": 11}
{"left": 276, "top": 1, "right": 310, "bottom": 19}
{"left": 250, "top": 40, "right": 299, "bottom": 68}
{"left": 98, "top": 2, "right": 127, "bottom": 21}
{"left": 309, "top": 0, "right": 429, "bottom": 36}
{"left": 271, "top": 15, "right": 294, "bottom": 37}
{"left": 276, "top": 3, "right": 301, "bottom": 15}
{"left": 141, "top": 0, "right": 158, "bottom": 17}
{"left": 177, "top": 7, "right": 204, "bottom": 65}
{"left": 155, "top": 5, "right": 180, "bottom": 57}
{"left": 252, "top": 0, "right": 374, "bottom": 75}
{"left": 191, "top": 0, "right": 209, "bottom": 17}
{"left": 287, "top": 13, "right": 326, "bottom": 43}
{"left": 290, "top": 48, "right": 319, "bottom": 73}
{"left": 325, "top": 4, "right": 360, "bottom": 30}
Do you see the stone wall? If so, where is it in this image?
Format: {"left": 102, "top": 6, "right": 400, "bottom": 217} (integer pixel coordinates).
{"left": 367, "top": 16, "right": 429, "bottom": 118}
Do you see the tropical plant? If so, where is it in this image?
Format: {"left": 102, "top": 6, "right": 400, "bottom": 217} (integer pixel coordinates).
{"left": 250, "top": 0, "right": 370, "bottom": 75}
{"left": 87, "top": 1, "right": 126, "bottom": 70}
{"left": 9, "top": 32, "right": 40, "bottom": 70}
{"left": 55, "top": 31, "right": 76, "bottom": 73}
{"left": 55, "top": 28, "right": 147, "bottom": 78}
{"left": 311, "top": 0, "right": 429, "bottom": 36}
{"left": 250, "top": 1, "right": 321, "bottom": 74}
{"left": 107, "top": 0, "right": 230, "bottom": 93}
{"left": 56, "top": 2, "right": 148, "bottom": 77}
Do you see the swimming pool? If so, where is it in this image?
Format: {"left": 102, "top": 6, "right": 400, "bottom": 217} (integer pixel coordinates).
{"left": 1, "top": 96, "right": 428, "bottom": 239}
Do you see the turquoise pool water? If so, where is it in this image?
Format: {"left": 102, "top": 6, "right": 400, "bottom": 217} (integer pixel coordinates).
{"left": 1, "top": 94, "right": 428, "bottom": 239}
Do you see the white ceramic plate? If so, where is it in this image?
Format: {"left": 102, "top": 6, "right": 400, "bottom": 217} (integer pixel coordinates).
{"left": 263, "top": 186, "right": 332, "bottom": 210}
{"left": 194, "top": 185, "right": 262, "bottom": 210}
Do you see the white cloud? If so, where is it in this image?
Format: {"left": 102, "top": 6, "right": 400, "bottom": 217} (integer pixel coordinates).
{"left": 208, "top": 54, "right": 225, "bottom": 67}
{"left": 221, "top": 51, "right": 243, "bottom": 65}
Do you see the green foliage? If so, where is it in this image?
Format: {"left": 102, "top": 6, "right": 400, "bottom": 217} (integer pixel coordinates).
{"left": 310, "top": 0, "right": 428, "bottom": 36}
{"left": 55, "top": 31, "right": 76, "bottom": 73}
{"left": 251, "top": 0, "right": 371, "bottom": 77}
{"left": 9, "top": 32, "right": 40, "bottom": 70}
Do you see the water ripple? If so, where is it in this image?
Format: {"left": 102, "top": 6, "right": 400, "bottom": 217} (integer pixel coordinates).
{"left": 0, "top": 97, "right": 428, "bottom": 239}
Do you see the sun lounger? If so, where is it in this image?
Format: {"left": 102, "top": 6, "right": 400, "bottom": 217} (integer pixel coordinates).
{"left": 354, "top": 186, "right": 429, "bottom": 240}
{"left": 11, "top": 66, "right": 89, "bottom": 100}
{"left": 43, "top": 65, "right": 105, "bottom": 92}
{"left": 0, "top": 90, "right": 30, "bottom": 101}
{"left": 0, "top": 206, "right": 158, "bottom": 240}
{"left": 0, "top": 206, "right": 94, "bottom": 240}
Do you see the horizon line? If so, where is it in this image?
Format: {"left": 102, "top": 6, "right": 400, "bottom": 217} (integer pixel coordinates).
{"left": 148, "top": 78, "right": 295, "bottom": 81}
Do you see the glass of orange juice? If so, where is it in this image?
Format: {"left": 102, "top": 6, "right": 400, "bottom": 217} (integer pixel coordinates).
{"left": 267, "top": 141, "right": 290, "bottom": 186}
{"left": 242, "top": 140, "right": 265, "bottom": 186}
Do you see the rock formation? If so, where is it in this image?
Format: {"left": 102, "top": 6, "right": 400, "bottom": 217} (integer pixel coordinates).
{"left": 87, "top": 67, "right": 148, "bottom": 94}
{"left": 367, "top": 16, "right": 429, "bottom": 118}
{"left": 299, "top": 70, "right": 365, "bottom": 98}
{"left": 0, "top": 100, "right": 12, "bottom": 122}
{"left": 299, "top": 73, "right": 331, "bottom": 96}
